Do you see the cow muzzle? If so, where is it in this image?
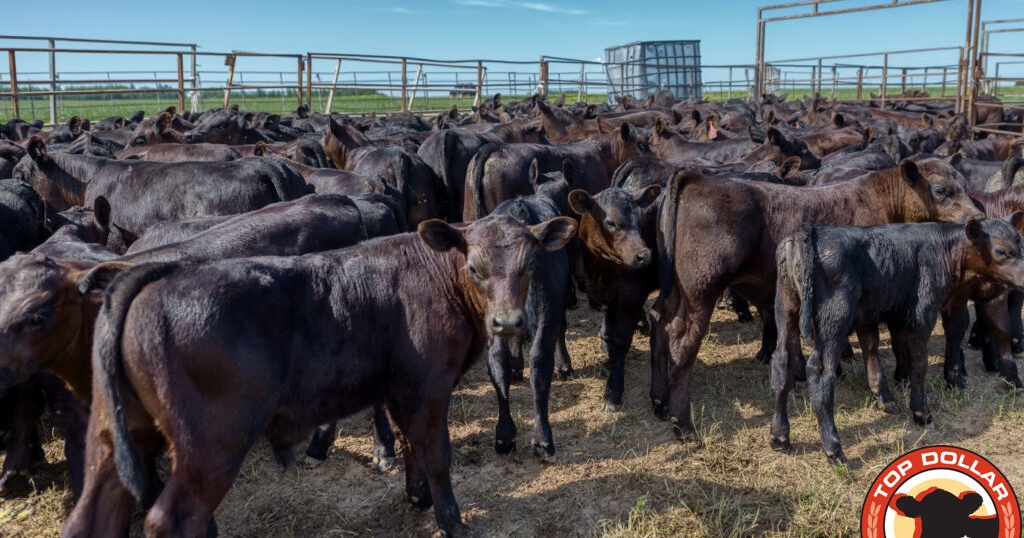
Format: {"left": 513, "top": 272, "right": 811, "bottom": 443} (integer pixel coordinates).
{"left": 488, "top": 310, "right": 526, "bottom": 337}
{"left": 626, "top": 247, "right": 652, "bottom": 270}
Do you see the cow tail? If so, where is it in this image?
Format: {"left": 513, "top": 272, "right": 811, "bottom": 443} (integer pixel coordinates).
{"left": 796, "top": 223, "right": 817, "bottom": 341}
{"left": 440, "top": 129, "right": 462, "bottom": 221}
{"left": 657, "top": 168, "right": 695, "bottom": 300}
{"left": 93, "top": 262, "right": 180, "bottom": 502}
{"left": 1001, "top": 154, "right": 1024, "bottom": 189}
{"left": 468, "top": 143, "right": 502, "bottom": 220}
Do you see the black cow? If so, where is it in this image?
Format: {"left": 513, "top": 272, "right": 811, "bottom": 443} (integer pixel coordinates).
{"left": 771, "top": 217, "right": 1024, "bottom": 464}
{"left": 63, "top": 214, "right": 576, "bottom": 538}
{"left": 893, "top": 489, "right": 999, "bottom": 538}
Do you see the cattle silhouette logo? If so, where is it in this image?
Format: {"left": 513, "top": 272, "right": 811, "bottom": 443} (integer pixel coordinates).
{"left": 862, "top": 445, "right": 1019, "bottom": 538}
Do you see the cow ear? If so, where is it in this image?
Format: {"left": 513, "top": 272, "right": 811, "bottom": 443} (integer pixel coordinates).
{"left": 241, "top": 112, "right": 258, "bottom": 130}
{"left": 899, "top": 159, "right": 923, "bottom": 187}
{"left": 69, "top": 115, "right": 82, "bottom": 135}
{"left": 75, "top": 261, "right": 135, "bottom": 296}
{"left": 528, "top": 159, "right": 539, "bottom": 186}
{"left": 618, "top": 122, "right": 632, "bottom": 141}
{"left": 832, "top": 113, "right": 845, "bottom": 128}
{"left": 561, "top": 159, "right": 575, "bottom": 186}
{"left": 529, "top": 216, "right": 577, "bottom": 252}
{"left": 965, "top": 217, "right": 986, "bottom": 242}
{"left": 691, "top": 109, "right": 701, "bottom": 124}
{"left": 93, "top": 196, "right": 111, "bottom": 230}
{"left": 892, "top": 495, "right": 920, "bottom": 517}
{"left": 767, "top": 127, "right": 784, "bottom": 148}
{"left": 567, "top": 189, "right": 598, "bottom": 216}
{"left": 265, "top": 114, "right": 281, "bottom": 129}
{"left": 960, "top": 492, "right": 984, "bottom": 515}
{"left": 28, "top": 136, "right": 47, "bottom": 163}
{"left": 1008, "top": 211, "right": 1024, "bottom": 236}
{"left": 418, "top": 219, "right": 467, "bottom": 254}
{"left": 595, "top": 116, "right": 611, "bottom": 135}
{"left": 654, "top": 117, "right": 665, "bottom": 135}
{"left": 949, "top": 151, "right": 963, "bottom": 168}
{"left": 253, "top": 141, "right": 267, "bottom": 157}
{"left": 922, "top": 113, "right": 933, "bottom": 127}
{"left": 779, "top": 155, "right": 802, "bottom": 179}
{"left": 156, "top": 112, "right": 173, "bottom": 133}
{"left": 633, "top": 184, "right": 662, "bottom": 208}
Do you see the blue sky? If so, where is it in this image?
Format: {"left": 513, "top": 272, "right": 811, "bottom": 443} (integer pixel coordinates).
{"left": 2, "top": 0, "right": 1021, "bottom": 82}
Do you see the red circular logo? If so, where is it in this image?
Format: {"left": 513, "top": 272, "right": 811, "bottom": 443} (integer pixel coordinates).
{"left": 862, "top": 445, "right": 1020, "bottom": 538}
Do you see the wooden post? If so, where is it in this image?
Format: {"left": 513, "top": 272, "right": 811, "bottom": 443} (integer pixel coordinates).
{"left": 880, "top": 53, "right": 888, "bottom": 108}
{"left": 222, "top": 54, "right": 236, "bottom": 109}
{"left": 325, "top": 58, "right": 342, "bottom": 113}
{"left": 942, "top": 67, "right": 948, "bottom": 97}
{"left": 475, "top": 61, "right": 483, "bottom": 108}
{"left": 830, "top": 64, "right": 837, "bottom": 100}
{"left": 816, "top": 57, "right": 823, "bottom": 95}
{"left": 8, "top": 51, "right": 19, "bottom": 120}
{"left": 577, "top": 62, "right": 585, "bottom": 102}
{"left": 401, "top": 58, "right": 407, "bottom": 112}
{"left": 177, "top": 53, "right": 185, "bottom": 113}
{"left": 857, "top": 67, "right": 863, "bottom": 100}
{"left": 539, "top": 58, "right": 549, "bottom": 98}
{"left": 900, "top": 68, "right": 907, "bottom": 94}
{"left": 407, "top": 63, "right": 423, "bottom": 110}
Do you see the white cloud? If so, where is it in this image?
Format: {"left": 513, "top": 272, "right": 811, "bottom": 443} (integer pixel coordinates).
{"left": 454, "top": 0, "right": 587, "bottom": 15}
{"left": 387, "top": 6, "right": 414, "bottom": 13}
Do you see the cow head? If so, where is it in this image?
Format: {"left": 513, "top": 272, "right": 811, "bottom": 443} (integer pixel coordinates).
{"left": 899, "top": 157, "right": 985, "bottom": 223}
{"left": 962, "top": 212, "right": 1024, "bottom": 291}
{"left": 183, "top": 109, "right": 259, "bottom": 145}
{"left": 418, "top": 215, "right": 576, "bottom": 337}
{"left": 0, "top": 254, "right": 128, "bottom": 398}
{"left": 128, "top": 111, "right": 186, "bottom": 147}
{"left": 766, "top": 127, "right": 821, "bottom": 170}
{"left": 569, "top": 186, "right": 661, "bottom": 270}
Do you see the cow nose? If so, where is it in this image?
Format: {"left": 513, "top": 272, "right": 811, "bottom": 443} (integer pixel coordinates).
{"left": 634, "top": 249, "right": 651, "bottom": 266}
{"left": 183, "top": 132, "right": 196, "bottom": 143}
{"left": 490, "top": 311, "right": 525, "bottom": 335}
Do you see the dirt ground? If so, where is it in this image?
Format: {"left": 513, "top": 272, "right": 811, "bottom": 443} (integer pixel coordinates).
{"left": 2, "top": 300, "right": 1023, "bottom": 537}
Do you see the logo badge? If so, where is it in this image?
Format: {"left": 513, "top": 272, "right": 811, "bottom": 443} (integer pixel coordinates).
{"left": 862, "top": 445, "right": 1019, "bottom": 538}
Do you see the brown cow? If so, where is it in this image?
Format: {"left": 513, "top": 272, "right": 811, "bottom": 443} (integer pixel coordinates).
{"left": 649, "top": 157, "right": 985, "bottom": 441}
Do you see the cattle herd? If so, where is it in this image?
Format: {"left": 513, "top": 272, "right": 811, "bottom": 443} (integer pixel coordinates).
{"left": 0, "top": 87, "right": 1023, "bottom": 537}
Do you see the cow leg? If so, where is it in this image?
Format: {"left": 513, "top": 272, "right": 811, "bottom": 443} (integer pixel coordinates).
{"left": 508, "top": 336, "right": 525, "bottom": 383}
{"left": 389, "top": 396, "right": 467, "bottom": 537}
{"left": 769, "top": 284, "right": 804, "bottom": 453}
{"left": 0, "top": 377, "right": 46, "bottom": 498}
{"left": 302, "top": 422, "right": 336, "bottom": 468}
{"left": 62, "top": 405, "right": 137, "bottom": 538}
{"left": 486, "top": 337, "right": 517, "bottom": 455}
{"left": 554, "top": 310, "right": 574, "bottom": 380}
{"left": 729, "top": 290, "right": 755, "bottom": 323}
{"left": 37, "top": 372, "right": 89, "bottom": 499}
{"left": 601, "top": 282, "right": 647, "bottom": 412}
{"left": 1007, "top": 290, "right": 1024, "bottom": 355}
{"left": 977, "top": 297, "right": 1024, "bottom": 388}
{"left": 855, "top": 324, "right": 897, "bottom": 413}
{"left": 892, "top": 328, "right": 933, "bottom": 427}
{"left": 806, "top": 339, "right": 846, "bottom": 465}
{"left": 652, "top": 287, "right": 716, "bottom": 441}
{"left": 143, "top": 453, "right": 238, "bottom": 538}
{"left": 529, "top": 318, "right": 557, "bottom": 462}
{"left": 753, "top": 304, "right": 778, "bottom": 364}
{"left": 370, "top": 404, "right": 396, "bottom": 471}
{"left": 940, "top": 305, "right": 971, "bottom": 390}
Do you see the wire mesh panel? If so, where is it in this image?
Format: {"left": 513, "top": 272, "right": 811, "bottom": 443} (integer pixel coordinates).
{"left": 604, "top": 40, "right": 702, "bottom": 103}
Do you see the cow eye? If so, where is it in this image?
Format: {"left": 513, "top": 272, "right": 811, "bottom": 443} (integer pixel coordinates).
{"left": 932, "top": 184, "right": 948, "bottom": 198}
{"left": 995, "top": 247, "right": 1008, "bottom": 258}
{"left": 132, "top": 137, "right": 146, "bottom": 146}
{"left": 604, "top": 219, "right": 617, "bottom": 231}
{"left": 466, "top": 264, "right": 481, "bottom": 280}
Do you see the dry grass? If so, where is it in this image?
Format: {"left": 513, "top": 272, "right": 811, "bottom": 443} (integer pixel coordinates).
{"left": 2, "top": 302, "right": 1023, "bottom": 537}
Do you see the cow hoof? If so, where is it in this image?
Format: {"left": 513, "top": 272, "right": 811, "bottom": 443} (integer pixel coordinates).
{"left": 495, "top": 438, "right": 516, "bottom": 455}
{"left": 672, "top": 420, "right": 699, "bottom": 444}
{"left": 912, "top": 412, "right": 933, "bottom": 427}
{"left": 432, "top": 523, "right": 470, "bottom": 538}
{"left": 372, "top": 455, "right": 395, "bottom": 472}
{"left": 299, "top": 455, "right": 327, "bottom": 470}
{"left": 826, "top": 450, "right": 848, "bottom": 467}
{"left": 967, "top": 332, "right": 984, "bottom": 350}
{"left": 769, "top": 437, "right": 792, "bottom": 453}
{"left": 736, "top": 311, "right": 754, "bottom": 323}
{"left": 532, "top": 442, "right": 555, "bottom": 463}
{"left": 0, "top": 471, "right": 32, "bottom": 498}
{"left": 651, "top": 399, "right": 669, "bottom": 420}
{"left": 1013, "top": 339, "right": 1024, "bottom": 355}
{"left": 753, "top": 350, "right": 771, "bottom": 364}
{"left": 601, "top": 401, "right": 622, "bottom": 413}
{"left": 409, "top": 493, "right": 433, "bottom": 512}
{"left": 555, "top": 367, "right": 574, "bottom": 381}
{"left": 636, "top": 316, "right": 651, "bottom": 336}
{"left": 877, "top": 400, "right": 898, "bottom": 415}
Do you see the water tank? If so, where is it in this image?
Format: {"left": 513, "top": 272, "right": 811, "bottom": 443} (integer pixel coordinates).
{"left": 604, "top": 40, "right": 702, "bottom": 102}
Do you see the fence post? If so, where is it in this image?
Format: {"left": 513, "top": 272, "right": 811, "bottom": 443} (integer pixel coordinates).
{"left": 578, "top": 62, "right": 585, "bottom": 102}
{"left": 475, "top": 61, "right": 484, "bottom": 108}
{"left": 48, "top": 39, "right": 57, "bottom": 125}
{"left": 223, "top": 54, "right": 236, "bottom": 109}
{"left": 407, "top": 63, "right": 423, "bottom": 111}
{"left": 880, "top": 53, "right": 888, "bottom": 108}
{"left": 401, "top": 58, "right": 407, "bottom": 113}
{"left": 301, "top": 55, "right": 308, "bottom": 108}
{"left": 811, "top": 65, "right": 816, "bottom": 97}
{"left": 190, "top": 45, "right": 199, "bottom": 114}
{"left": 942, "top": 67, "right": 948, "bottom": 98}
{"left": 325, "top": 58, "right": 342, "bottom": 113}
{"left": 922, "top": 67, "right": 928, "bottom": 92}
{"left": 539, "top": 57, "right": 548, "bottom": 98}
{"left": 177, "top": 53, "right": 185, "bottom": 113}
{"left": 816, "top": 57, "right": 823, "bottom": 95}
{"left": 830, "top": 64, "right": 837, "bottom": 100}
{"left": 900, "top": 68, "right": 907, "bottom": 94}
{"left": 8, "top": 51, "right": 19, "bottom": 120}
{"left": 857, "top": 67, "right": 863, "bottom": 100}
